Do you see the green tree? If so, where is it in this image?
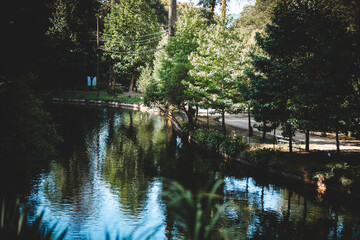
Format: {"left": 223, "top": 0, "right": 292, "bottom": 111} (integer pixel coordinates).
{"left": 146, "top": 5, "right": 207, "bottom": 127}
{"left": 103, "top": 0, "right": 162, "bottom": 96}
{"left": 46, "top": 0, "right": 101, "bottom": 89}
{"left": 235, "top": 0, "right": 279, "bottom": 44}
{"left": 248, "top": 0, "right": 355, "bottom": 152}
{"left": 235, "top": 0, "right": 280, "bottom": 137}
{"left": 189, "top": 18, "right": 245, "bottom": 135}
{"left": 246, "top": 1, "right": 302, "bottom": 151}
{"left": 198, "top": 0, "right": 220, "bottom": 25}
{"left": 0, "top": 74, "right": 61, "bottom": 159}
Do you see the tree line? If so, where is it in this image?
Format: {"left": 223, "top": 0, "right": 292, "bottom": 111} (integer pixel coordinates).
{"left": 1, "top": 0, "right": 359, "bottom": 155}
{"left": 142, "top": 0, "right": 360, "bottom": 153}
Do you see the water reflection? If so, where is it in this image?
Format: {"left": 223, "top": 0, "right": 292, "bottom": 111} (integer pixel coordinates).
{"left": 22, "top": 105, "right": 360, "bottom": 239}
{"left": 28, "top": 106, "right": 168, "bottom": 239}
{"left": 222, "top": 177, "right": 360, "bottom": 239}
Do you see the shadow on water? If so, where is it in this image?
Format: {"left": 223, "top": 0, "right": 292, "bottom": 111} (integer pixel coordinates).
{"left": 2, "top": 104, "right": 360, "bottom": 239}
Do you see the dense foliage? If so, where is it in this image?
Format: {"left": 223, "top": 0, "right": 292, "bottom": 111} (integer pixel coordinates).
{"left": 246, "top": 0, "right": 360, "bottom": 152}
{"left": 145, "top": 5, "right": 207, "bottom": 126}
{"left": 189, "top": 19, "right": 245, "bottom": 134}
{"left": 0, "top": 74, "right": 61, "bottom": 159}
{"left": 103, "top": 0, "right": 164, "bottom": 95}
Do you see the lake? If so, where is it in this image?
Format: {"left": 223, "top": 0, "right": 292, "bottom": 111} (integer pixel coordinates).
{"left": 16, "top": 104, "right": 360, "bottom": 239}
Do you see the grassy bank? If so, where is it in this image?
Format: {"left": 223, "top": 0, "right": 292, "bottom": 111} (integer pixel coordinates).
{"left": 173, "top": 113, "right": 360, "bottom": 198}
{"left": 242, "top": 149, "right": 360, "bottom": 198}
{"left": 44, "top": 90, "right": 144, "bottom": 104}
{"left": 45, "top": 92, "right": 360, "bottom": 198}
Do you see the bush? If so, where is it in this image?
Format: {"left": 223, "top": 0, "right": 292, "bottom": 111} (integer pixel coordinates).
{"left": 193, "top": 128, "right": 248, "bottom": 157}
{"left": 136, "top": 64, "right": 153, "bottom": 94}
{"left": 240, "top": 148, "right": 272, "bottom": 167}
{"left": 194, "top": 128, "right": 224, "bottom": 151}
{"left": 114, "top": 86, "right": 124, "bottom": 94}
{"left": 219, "top": 136, "right": 248, "bottom": 157}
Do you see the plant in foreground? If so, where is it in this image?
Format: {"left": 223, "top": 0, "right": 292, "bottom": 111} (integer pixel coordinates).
{"left": 0, "top": 197, "right": 67, "bottom": 240}
{"left": 162, "top": 180, "right": 230, "bottom": 240}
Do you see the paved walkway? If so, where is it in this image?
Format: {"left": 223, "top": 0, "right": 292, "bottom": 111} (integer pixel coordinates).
{"left": 197, "top": 109, "right": 360, "bottom": 152}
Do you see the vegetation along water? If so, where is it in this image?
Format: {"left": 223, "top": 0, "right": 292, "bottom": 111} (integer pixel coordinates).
{"left": 2, "top": 104, "right": 359, "bottom": 239}
{"left": 2, "top": 0, "right": 360, "bottom": 239}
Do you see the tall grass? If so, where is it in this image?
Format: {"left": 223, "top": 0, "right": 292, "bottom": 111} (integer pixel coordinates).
{"left": 162, "top": 180, "right": 230, "bottom": 240}
{"left": 0, "top": 197, "right": 67, "bottom": 240}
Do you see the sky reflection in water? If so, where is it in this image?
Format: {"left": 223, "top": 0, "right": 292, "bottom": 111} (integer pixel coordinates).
{"left": 25, "top": 105, "right": 360, "bottom": 239}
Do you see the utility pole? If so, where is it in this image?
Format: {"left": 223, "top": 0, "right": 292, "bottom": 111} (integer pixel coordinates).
{"left": 169, "top": 0, "right": 177, "bottom": 36}
{"left": 96, "top": 16, "right": 100, "bottom": 97}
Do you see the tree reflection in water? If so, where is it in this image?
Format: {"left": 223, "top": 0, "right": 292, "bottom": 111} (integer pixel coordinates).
{"left": 21, "top": 105, "right": 360, "bottom": 239}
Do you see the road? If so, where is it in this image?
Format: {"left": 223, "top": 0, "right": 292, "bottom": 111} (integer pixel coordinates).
{"left": 197, "top": 109, "right": 360, "bottom": 152}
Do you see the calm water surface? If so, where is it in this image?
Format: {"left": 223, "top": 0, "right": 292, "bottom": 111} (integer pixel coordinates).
{"left": 21, "top": 104, "right": 360, "bottom": 239}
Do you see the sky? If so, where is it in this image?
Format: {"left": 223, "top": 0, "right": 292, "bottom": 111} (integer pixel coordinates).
{"left": 177, "top": 0, "right": 256, "bottom": 15}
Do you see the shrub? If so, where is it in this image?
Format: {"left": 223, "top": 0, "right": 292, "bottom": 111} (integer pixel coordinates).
{"left": 219, "top": 136, "right": 248, "bottom": 157}
{"left": 193, "top": 128, "right": 248, "bottom": 157}
{"left": 114, "top": 85, "right": 124, "bottom": 94}
{"left": 193, "top": 128, "right": 224, "bottom": 151}
{"left": 240, "top": 148, "right": 272, "bottom": 167}
{"left": 137, "top": 64, "right": 153, "bottom": 94}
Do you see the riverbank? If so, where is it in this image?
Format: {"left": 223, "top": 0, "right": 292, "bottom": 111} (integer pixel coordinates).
{"left": 48, "top": 96, "right": 360, "bottom": 200}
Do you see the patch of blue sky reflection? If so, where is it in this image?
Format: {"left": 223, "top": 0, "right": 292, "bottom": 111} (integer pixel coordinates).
{"left": 224, "top": 176, "right": 283, "bottom": 212}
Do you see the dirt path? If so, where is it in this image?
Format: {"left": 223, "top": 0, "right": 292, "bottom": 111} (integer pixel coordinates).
{"left": 197, "top": 109, "right": 360, "bottom": 152}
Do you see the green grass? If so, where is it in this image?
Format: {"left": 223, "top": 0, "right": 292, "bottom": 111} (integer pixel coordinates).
{"left": 46, "top": 90, "right": 144, "bottom": 104}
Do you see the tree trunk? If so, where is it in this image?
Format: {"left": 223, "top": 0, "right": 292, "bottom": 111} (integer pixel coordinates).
{"left": 336, "top": 130, "right": 340, "bottom": 153}
{"left": 303, "top": 199, "right": 307, "bottom": 223}
{"left": 305, "top": 130, "right": 310, "bottom": 152}
{"left": 221, "top": 108, "right": 226, "bottom": 136}
{"left": 262, "top": 120, "right": 266, "bottom": 142}
{"left": 186, "top": 103, "right": 194, "bottom": 128}
{"left": 128, "top": 74, "right": 134, "bottom": 97}
{"left": 289, "top": 124, "right": 293, "bottom": 153}
{"left": 207, "top": 0, "right": 216, "bottom": 25}
{"left": 273, "top": 128, "right": 276, "bottom": 149}
{"left": 248, "top": 107, "right": 253, "bottom": 137}
{"left": 207, "top": 108, "right": 209, "bottom": 128}
{"left": 109, "top": 65, "right": 115, "bottom": 95}
{"left": 221, "top": 0, "right": 226, "bottom": 23}
{"left": 168, "top": 0, "right": 177, "bottom": 37}
{"left": 195, "top": 105, "right": 199, "bottom": 123}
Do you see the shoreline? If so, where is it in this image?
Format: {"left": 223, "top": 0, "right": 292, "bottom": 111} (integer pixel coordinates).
{"left": 50, "top": 98, "right": 360, "bottom": 200}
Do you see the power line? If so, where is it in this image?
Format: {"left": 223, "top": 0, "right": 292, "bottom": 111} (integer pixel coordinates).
{"left": 113, "top": 31, "right": 165, "bottom": 40}
{"left": 99, "top": 47, "right": 165, "bottom": 55}
{"left": 102, "top": 35, "right": 165, "bottom": 46}
{"left": 111, "top": 38, "right": 166, "bottom": 47}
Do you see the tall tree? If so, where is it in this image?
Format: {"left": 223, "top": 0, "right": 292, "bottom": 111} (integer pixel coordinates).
{"left": 103, "top": 0, "right": 162, "bottom": 96}
{"left": 46, "top": 0, "right": 101, "bottom": 89}
{"left": 235, "top": 0, "right": 280, "bottom": 138}
{"left": 198, "top": 0, "right": 220, "bottom": 25}
{"left": 248, "top": 0, "right": 354, "bottom": 152}
{"left": 189, "top": 18, "right": 245, "bottom": 135}
{"left": 146, "top": 5, "right": 207, "bottom": 127}
{"left": 169, "top": 0, "right": 177, "bottom": 36}
{"left": 221, "top": 0, "right": 227, "bottom": 22}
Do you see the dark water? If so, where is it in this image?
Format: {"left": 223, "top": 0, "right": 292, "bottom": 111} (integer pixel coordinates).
{"left": 17, "top": 104, "right": 360, "bottom": 239}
